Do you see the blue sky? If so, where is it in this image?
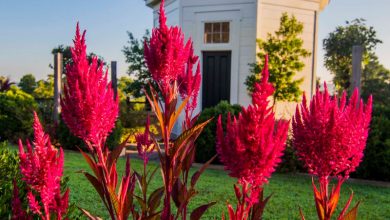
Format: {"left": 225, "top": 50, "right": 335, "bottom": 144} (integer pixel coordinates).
{"left": 0, "top": 0, "right": 389, "bottom": 83}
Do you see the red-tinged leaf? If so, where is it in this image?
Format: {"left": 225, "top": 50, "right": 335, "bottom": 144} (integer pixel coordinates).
{"left": 338, "top": 190, "right": 354, "bottom": 220}
{"left": 135, "top": 195, "right": 147, "bottom": 211}
{"left": 168, "top": 96, "right": 190, "bottom": 132}
{"left": 299, "top": 207, "right": 306, "bottom": 220}
{"left": 83, "top": 172, "right": 106, "bottom": 206}
{"left": 79, "top": 208, "right": 103, "bottom": 220}
{"left": 144, "top": 211, "right": 162, "bottom": 220}
{"left": 148, "top": 187, "right": 164, "bottom": 212}
{"left": 328, "top": 180, "right": 343, "bottom": 216}
{"left": 107, "top": 136, "right": 129, "bottom": 170}
{"left": 251, "top": 191, "right": 272, "bottom": 219}
{"left": 79, "top": 149, "right": 99, "bottom": 177}
{"left": 108, "top": 186, "right": 121, "bottom": 216}
{"left": 339, "top": 201, "right": 360, "bottom": 220}
{"left": 172, "top": 178, "right": 184, "bottom": 208}
{"left": 234, "top": 184, "right": 242, "bottom": 200}
{"left": 182, "top": 143, "right": 196, "bottom": 172}
{"left": 191, "top": 155, "right": 217, "bottom": 187}
{"left": 312, "top": 178, "right": 325, "bottom": 220}
{"left": 172, "top": 118, "right": 213, "bottom": 157}
{"left": 122, "top": 175, "right": 136, "bottom": 220}
{"left": 190, "top": 202, "right": 216, "bottom": 220}
{"left": 227, "top": 203, "right": 236, "bottom": 219}
{"left": 147, "top": 166, "right": 160, "bottom": 185}
{"left": 145, "top": 86, "right": 164, "bottom": 136}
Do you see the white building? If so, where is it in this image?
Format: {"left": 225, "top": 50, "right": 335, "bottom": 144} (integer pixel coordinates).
{"left": 145, "top": 0, "right": 329, "bottom": 118}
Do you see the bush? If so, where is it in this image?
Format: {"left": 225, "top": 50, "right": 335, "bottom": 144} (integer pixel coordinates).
{"left": 57, "top": 116, "right": 123, "bottom": 151}
{"left": 195, "top": 101, "right": 242, "bottom": 163}
{"left": 277, "top": 139, "right": 304, "bottom": 173}
{"left": 354, "top": 104, "right": 390, "bottom": 181}
{"left": 0, "top": 87, "right": 37, "bottom": 143}
{"left": 0, "top": 141, "right": 27, "bottom": 219}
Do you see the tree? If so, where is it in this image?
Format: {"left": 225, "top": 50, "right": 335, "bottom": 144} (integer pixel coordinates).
{"left": 323, "top": 18, "right": 382, "bottom": 92}
{"left": 361, "top": 56, "right": 390, "bottom": 105}
{"left": 33, "top": 75, "right": 54, "bottom": 99}
{"left": 50, "top": 45, "right": 105, "bottom": 74}
{"left": 18, "top": 74, "right": 37, "bottom": 94}
{"left": 245, "top": 13, "right": 310, "bottom": 102}
{"left": 122, "top": 30, "right": 154, "bottom": 98}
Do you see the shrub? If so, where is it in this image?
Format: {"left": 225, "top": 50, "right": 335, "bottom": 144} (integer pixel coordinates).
{"left": 277, "top": 139, "right": 304, "bottom": 173}
{"left": 355, "top": 104, "right": 390, "bottom": 181}
{"left": 0, "top": 86, "right": 37, "bottom": 143}
{"left": 0, "top": 141, "right": 27, "bottom": 219}
{"left": 57, "top": 116, "right": 123, "bottom": 151}
{"left": 195, "top": 101, "right": 241, "bottom": 163}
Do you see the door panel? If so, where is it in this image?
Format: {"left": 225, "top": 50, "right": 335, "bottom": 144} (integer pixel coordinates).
{"left": 202, "top": 51, "right": 231, "bottom": 109}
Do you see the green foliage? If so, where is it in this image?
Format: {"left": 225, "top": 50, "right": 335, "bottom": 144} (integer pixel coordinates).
{"left": 195, "top": 101, "right": 241, "bottom": 163}
{"left": 122, "top": 30, "right": 157, "bottom": 98}
{"left": 57, "top": 116, "right": 123, "bottom": 151}
{"left": 33, "top": 74, "right": 54, "bottom": 99}
{"left": 355, "top": 104, "right": 390, "bottom": 181}
{"left": 323, "top": 18, "right": 382, "bottom": 92}
{"left": 277, "top": 139, "right": 304, "bottom": 173}
{"left": 361, "top": 56, "right": 390, "bottom": 105}
{"left": 51, "top": 45, "right": 106, "bottom": 73}
{"left": 0, "top": 142, "right": 27, "bottom": 219}
{"left": 246, "top": 13, "right": 310, "bottom": 102}
{"left": 0, "top": 86, "right": 37, "bottom": 142}
{"left": 18, "top": 74, "right": 37, "bottom": 94}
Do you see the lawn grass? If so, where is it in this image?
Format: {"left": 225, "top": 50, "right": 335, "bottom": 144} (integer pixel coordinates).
{"left": 61, "top": 150, "right": 390, "bottom": 219}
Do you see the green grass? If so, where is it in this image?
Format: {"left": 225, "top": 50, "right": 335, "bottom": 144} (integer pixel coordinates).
{"left": 62, "top": 150, "right": 390, "bottom": 219}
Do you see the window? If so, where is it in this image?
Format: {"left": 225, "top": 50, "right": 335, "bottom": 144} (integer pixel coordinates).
{"left": 204, "top": 22, "right": 230, "bottom": 44}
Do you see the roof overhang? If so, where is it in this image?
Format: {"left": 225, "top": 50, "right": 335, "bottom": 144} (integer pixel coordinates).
{"left": 319, "top": 0, "right": 330, "bottom": 11}
{"left": 145, "top": 0, "right": 160, "bottom": 8}
{"left": 145, "top": 0, "right": 330, "bottom": 11}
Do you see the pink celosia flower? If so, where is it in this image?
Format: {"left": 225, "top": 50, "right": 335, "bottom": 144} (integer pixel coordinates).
{"left": 61, "top": 23, "right": 119, "bottom": 146}
{"left": 217, "top": 55, "right": 289, "bottom": 192}
{"left": 144, "top": 0, "right": 191, "bottom": 94}
{"left": 292, "top": 83, "right": 372, "bottom": 179}
{"left": 178, "top": 43, "right": 201, "bottom": 123}
{"left": 135, "top": 115, "right": 154, "bottom": 165}
{"left": 12, "top": 181, "right": 30, "bottom": 220}
{"left": 17, "top": 112, "right": 69, "bottom": 219}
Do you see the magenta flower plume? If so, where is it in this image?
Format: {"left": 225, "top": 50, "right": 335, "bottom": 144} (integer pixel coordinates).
{"left": 144, "top": 0, "right": 191, "bottom": 93}
{"left": 61, "top": 23, "right": 119, "bottom": 145}
{"left": 292, "top": 83, "right": 373, "bottom": 179}
{"left": 17, "top": 112, "right": 69, "bottom": 219}
{"left": 217, "top": 56, "right": 289, "bottom": 188}
{"left": 135, "top": 115, "right": 154, "bottom": 165}
{"left": 12, "top": 181, "right": 29, "bottom": 220}
{"left": 178, "top": 43, "right": 201, "bottom": 119}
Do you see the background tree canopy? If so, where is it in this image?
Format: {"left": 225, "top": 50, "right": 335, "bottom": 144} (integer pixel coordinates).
{"left": 323, "top": 18, "right": 382, "bottom": 92}
{"left": 18, "top": 74, "right": 37, "bottom": 94}
{"left": 245, "top": 13, "right": 310, "bottom": 102}
{"left": 122, "top": 30, "right": 156, "bottom": 98}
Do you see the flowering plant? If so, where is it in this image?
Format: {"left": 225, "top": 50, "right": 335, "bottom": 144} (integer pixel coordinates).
{"left": 142, "top": 0, "right": 216, "bottom": 219}
{"left": 217, "top": 56, "right": 289, "bottom": 220}
{"left": 60, "top": 24, "right": 136, "bottom": 220}
{"left": 13, "top": 112, "right": 69, "bottom": 220}
{"left": 292, "top": 84, "right": 372, "bottom": 220}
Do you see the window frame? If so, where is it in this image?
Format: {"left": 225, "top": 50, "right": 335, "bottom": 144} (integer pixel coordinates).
{"left": 204, "top": 21, "right": 230, "bottom": 44}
